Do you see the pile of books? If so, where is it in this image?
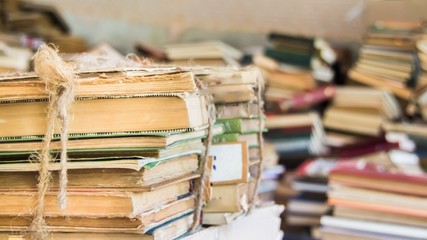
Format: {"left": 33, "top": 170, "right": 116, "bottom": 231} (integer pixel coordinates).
{"left": 185, "top": 67, "right": 267, "bottom": 225}
{"left": 254, "top": 32, "right": 336, "bottom": 114}
{"left": 323, "top": 87, "right": 402, "bottom": 137}
{"left": 348, "top": 20, "right": 423, "bottom": 101}
{"left": 0, "top": 67, "right": 211, "bottom": 239}
{"left": 0, "top": 0, "right": 88, "bottom": 53}
{"left": 265, "top": 113, "right": 327, "bottom": 169}
{"left": 321, "top": 154, "right": 427, "bottom": 239}
{"left": 285, "top": 158, "right": 334, "bottom": 230}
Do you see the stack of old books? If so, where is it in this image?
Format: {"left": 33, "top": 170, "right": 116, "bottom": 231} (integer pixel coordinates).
{"left": 265, "top": 112, "right": 328, "bottom": 169}
{"left": 348, "top": 20, "right": 423, "bottom": 101}
{"left": 0, "top": 0, "right": 88, "bottom": 53}
{"left": 323, "top": 87, "right": 402, "bottom": 137}
{"left": 183, "top": 66, "right": 266, "bottom": 225}
{"left": 0, "top": 67, "right": 211, "bottom": 239}
{"left": 321, "top": 154, "right": 427, "bottom": 239}
{"left": 254, "top": 32, "right": 336, "bottom": 114}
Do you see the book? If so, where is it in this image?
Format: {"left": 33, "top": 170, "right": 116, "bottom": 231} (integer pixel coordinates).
{"left": 215, "top": 102, "right": 260, "bottom": 119}
{"left": 264, "top": 48, "right": 312, "bottom": 68}
{"left": 0, "top": 154, "right": 199, "bottom": 190}
{"left": 0, "top": 177, "right": 195, "bottom": 217}
{"left": 0, "top": 138, "right": 205, "bottom": 161}
{"left": 0, "top": 69, "right": 198, "bottom": 102}
{"left": 164, "top": 41, "right": 242, "bottom": 64}
{"left": 0, "top": 213, "right": 193, "bottom": 239}
{"left": 216, "top": 118, "right": 264, "bottom": 134}
{"left": 260, "top": 68, "right": 316, "bottom": 91}
{"left": 0, "top": 125, "right": 223, "bottom": 151}
{"left": 334, "top": 206, "right": 427, "bottom": 228}
{"left": 213, "top": 133, "right": 259, "bottom": 147}
{"left": 0, "top": 197, "right": 194, "bottom": 233}
{"left": 274, "top": 85, "right": 336, "bottom": 112}
{"left": 0, "top": 94, "right": 208, "bottom": 138}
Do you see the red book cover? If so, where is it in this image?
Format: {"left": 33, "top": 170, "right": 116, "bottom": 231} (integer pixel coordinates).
{"left": 332, "top": 140, "right": 400, "bottom": 158}
{"left": 331, "top": 160, "right": 427, "bottom": 185}
{"left": 278, "top": 85, "right": 336, "bottom": 112}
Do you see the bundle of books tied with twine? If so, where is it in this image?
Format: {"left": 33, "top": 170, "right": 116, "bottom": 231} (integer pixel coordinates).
{"left": 0, "top": 44, "right": 279, "bottom": 240}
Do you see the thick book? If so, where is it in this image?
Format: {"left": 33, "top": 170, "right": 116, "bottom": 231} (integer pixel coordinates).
{"left": 0, "top": 94, "right": 208, "bottom": 138}
{"left": 0, "top": 197, "right": 194, "bottom": 234}
{"left": 0, "top": 177, "right": 196, "bottom": 217}
{"left": 0, "top": 213, "right": 193, "bottom": 239}
{"left": 0, "top": 154, "right": 199, "bottom": 190}
{"left": 0, "top": 69, "right": 198, "bottom": 102}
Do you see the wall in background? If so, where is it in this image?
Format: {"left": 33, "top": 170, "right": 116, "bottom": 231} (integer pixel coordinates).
{"left": 31, "top": 0, "right": 427, "bottom": 53}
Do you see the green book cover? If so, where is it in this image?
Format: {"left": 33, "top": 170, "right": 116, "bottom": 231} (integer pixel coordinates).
{"left": 212, "top": 133, "right": 239, "bottom": 143}
{"left": 215, "top": 119, "right": 243, "bottom": 133}
{"left": 265, "top": 48, "right": 312, "bottom": 68}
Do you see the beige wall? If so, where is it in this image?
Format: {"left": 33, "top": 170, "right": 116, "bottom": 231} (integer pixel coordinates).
{"left": 31, "top": 0, "right": 427, "bottom": 53}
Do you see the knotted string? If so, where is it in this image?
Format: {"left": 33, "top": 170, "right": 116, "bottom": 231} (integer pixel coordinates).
{"left": 30, "top": 44, "right": 76, "bottom": 239}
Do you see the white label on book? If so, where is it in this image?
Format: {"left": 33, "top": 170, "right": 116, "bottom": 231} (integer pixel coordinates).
{"left": 208, "top": 142, "right": 248, "bottom": 184}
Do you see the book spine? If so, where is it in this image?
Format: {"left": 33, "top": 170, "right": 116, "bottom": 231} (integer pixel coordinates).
{"left": 212, "top": 133, "right": 239, "bottom": 143}
{"left": 216, "top": 119, "right": 242, "bottom": 133}
{"left": 278, "top": 86, "right": 336, "bottom": 112}
{"left": 264, "top": 48, "right": 312, "bottom": 68}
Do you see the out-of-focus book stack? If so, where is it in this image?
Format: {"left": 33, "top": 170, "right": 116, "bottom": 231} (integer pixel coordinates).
{"left": 323, "top": 87, "right": 402, "bottom": 137}
{"left": 285, "top": 159, "right": 335, "bottom": 233}
{"left": 254, "top": 32, "right": 336, "bottom": 114}
{"left": 320, "top": 154, "right": 427, "bottom": 240}
{"left": 348, "top": 20, "right": 423, "bottom": 101}
{"left": 184, "top": 67, "right": 268, "bottom": 226}
{"left": 0, "top": 0, "right": 88, "bottom": 53}
{"left": 0, "top": 66, "right": 212, "bottom": 239}
{"left": 164, "top": 41, "right": 243, "bottom": 66}
{"left": 265, "top": 113, "right": 328, "bottom": 169}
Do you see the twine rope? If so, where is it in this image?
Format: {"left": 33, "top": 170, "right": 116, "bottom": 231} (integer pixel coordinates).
{"left": 30, "top": 44, "right": 76, "bottom": 239}
{"left": 248, "top": 69, "right": 265, "bottom": 214}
